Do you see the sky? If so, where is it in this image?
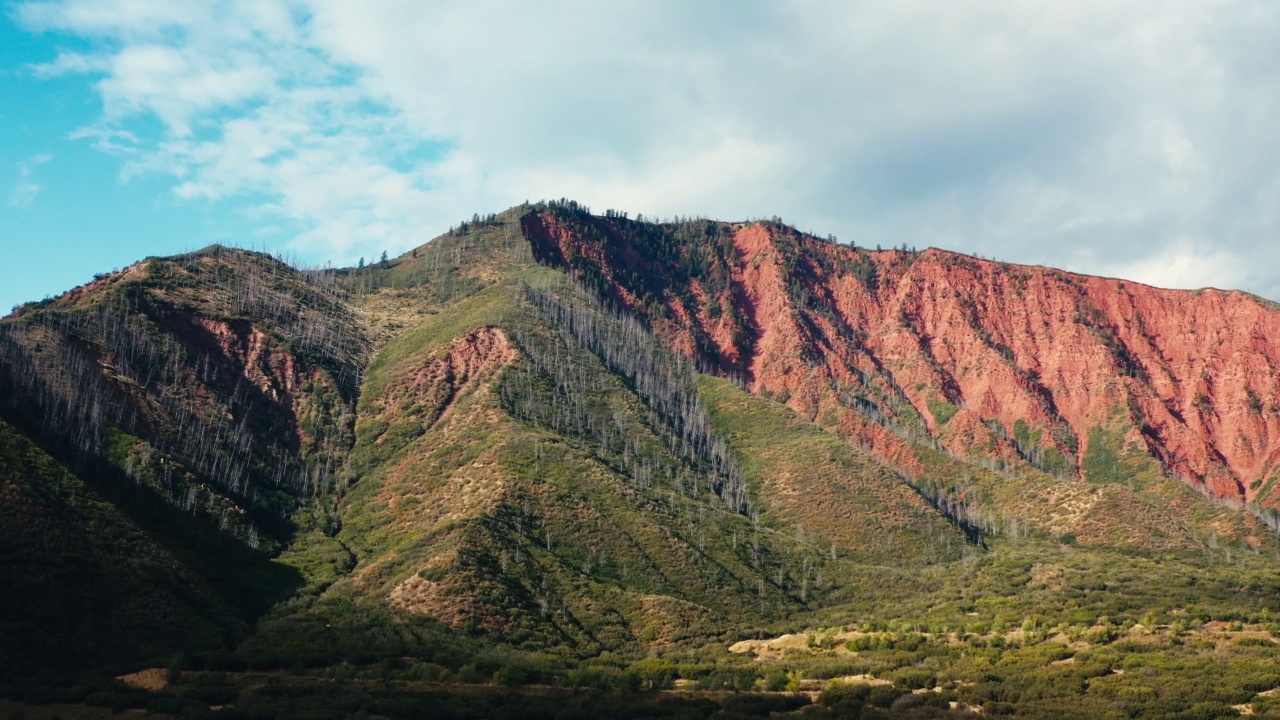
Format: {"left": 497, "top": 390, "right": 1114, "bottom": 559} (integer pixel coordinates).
{"left": 3, "top": 1, "right": 1280, "bottom": 314}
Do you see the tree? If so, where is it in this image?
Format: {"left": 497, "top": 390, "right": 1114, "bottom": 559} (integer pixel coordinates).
{"left": 358, "top": 257, "right": 365, "bottom": 269}
{"left": 380, "top": 251, "right": 389, "bottom": 266}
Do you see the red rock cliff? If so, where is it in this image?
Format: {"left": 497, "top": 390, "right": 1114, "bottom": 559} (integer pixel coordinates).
{"left": 523, "top": 208, "right": 1280, "bottom": 508}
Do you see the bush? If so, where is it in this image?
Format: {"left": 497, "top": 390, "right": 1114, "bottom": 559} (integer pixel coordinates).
{"left": 630, "top": 658, "right": 678, "bottom": 690}
{"left": 566, "top": 667, "right": 610, "bottom": 689}
{"left": 1182, "top": 701, "right": 1241, "bottom": 720}
{"left": 697, "top": 670, "right": 757, "bottom": 692}
{"left": 457, "top": 663, "right": 488, "bottom": 684}
{"left": 721, "top": 693, "right": 810, "bottom": 716}
{"left": 819, "top": 683, "right": 870, "bottom": 711}
{"left": 866, "top": 686, "right": 905, "bottom": 709}
{"left": 761, "top": 669, "right": 790, "bottom": 692}
{"left": 183, "top": 672, "right": 238, "bottom": 704}
{"left": 83, "top": 688, "right": 149, "bottom": 713}
{"left": 892, "top": 668, "right": 936, "bottom": 690}
{"left": 492, "top": 665, "right": 528, "bottom": 686}
{"left": 616, "top": 671, "right": 644, "bottom": 693}
{"left": 400, "top": 662, "right": 447, "bottom": 682}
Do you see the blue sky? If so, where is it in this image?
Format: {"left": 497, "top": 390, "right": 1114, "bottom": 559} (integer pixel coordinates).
{"left": 1, "top": 14, "right": 273, "bottom": 310}
{"left": 4, "top": 1, "right": 1280, "bottom": 314}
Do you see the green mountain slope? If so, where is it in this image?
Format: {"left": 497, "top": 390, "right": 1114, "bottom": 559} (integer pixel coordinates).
{"left": 311, "top": 255, "right": 970, "bottom": 658}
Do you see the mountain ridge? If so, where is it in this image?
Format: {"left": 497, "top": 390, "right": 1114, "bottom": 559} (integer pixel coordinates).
{"left": 5, "top": 202, "right": 1280, "bottom": 719}
{"left": 522, "top": 205, "right": 1280, "bottom": 516}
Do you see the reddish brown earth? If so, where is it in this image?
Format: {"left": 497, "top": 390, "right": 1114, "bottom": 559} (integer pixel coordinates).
{"left": 524, "top": 209, "right": 1280, "bottom": 509}
{"left": 368, "top": 326, "right": 518, "bottom": 437}
{"left": 192, "top": 317, "right": 299, "bottom": 406}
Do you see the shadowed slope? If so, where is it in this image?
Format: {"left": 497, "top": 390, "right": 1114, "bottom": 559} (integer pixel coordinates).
{"left": 0, "top": 246, "right": 367, "bottom": 545}
{"left": 0, "top": 418, "right": 262, "bottom": 677}
{"left": 0, "top": 247, "right": 362, "bottom": 677}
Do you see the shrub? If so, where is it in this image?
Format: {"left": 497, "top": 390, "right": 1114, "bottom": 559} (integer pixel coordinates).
{"left": 721, "top": 693, "right": 810, "bottom": 716}
{"left": 492, "top": 665, "right": 528, "bottom": 686}
{"left": 866, "top": 685, "right": 906, "bottom": 708}
{"left": 819, "top": 683, "right": 871, "bottom": 711}
{"left": 457, "top": 663, "right": 488, "bottom": 684}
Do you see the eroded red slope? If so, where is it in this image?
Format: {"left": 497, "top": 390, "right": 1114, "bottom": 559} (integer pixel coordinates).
{"left": 524, "top": 208, "right": 1280, "bottom": 508}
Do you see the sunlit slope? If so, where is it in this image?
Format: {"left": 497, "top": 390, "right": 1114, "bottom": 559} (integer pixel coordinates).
{"left": 319, "top": 263, "right": 967, "bottom": 652}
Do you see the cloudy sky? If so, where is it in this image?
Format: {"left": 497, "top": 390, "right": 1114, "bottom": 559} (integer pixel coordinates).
{"left": 3, "top": 0, "right": 1279, "bottom": 312}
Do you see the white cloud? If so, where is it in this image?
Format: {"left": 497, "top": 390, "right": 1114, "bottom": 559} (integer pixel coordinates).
{"left": 97, "top": 44, "right": 275, "bottom": 135}
{"left": 10, "top": 153, "right": 51, "bottom": 207}
{"left": 14, "top": 0, "right": 1280, "bottom": 295}
{"left": 1095, "top": 241, "right": 1254, "bottom": 293}
{"left": 28, "top": 51, "right": 108, "bottom": 77}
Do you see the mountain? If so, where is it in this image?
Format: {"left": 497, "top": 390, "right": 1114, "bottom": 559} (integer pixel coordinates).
{"left": 0, "top": 246, "right": 365, "bottom": 679}
{"left": 525, "top": 206, "right": 1280, "bottom": 509}
{"left": 4, "top": 202, "right": 1280, "bottom": 719}
{"left": 525, "top": 205, "right": 1280, "bottom": 537}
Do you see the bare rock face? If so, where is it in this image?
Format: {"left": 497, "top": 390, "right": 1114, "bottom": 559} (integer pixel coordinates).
{"left": 191, "top": 317, "right": 299, "bottom": 405}
{"left": 524, "top": 208, "right": 1280, "bottom": 509}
